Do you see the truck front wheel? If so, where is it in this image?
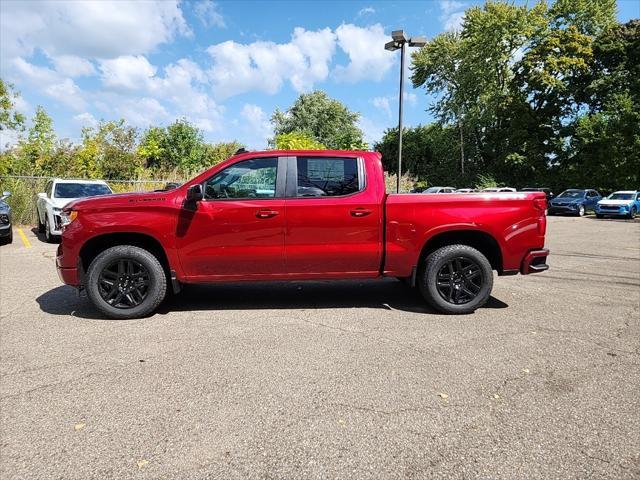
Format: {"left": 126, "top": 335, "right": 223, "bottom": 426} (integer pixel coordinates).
{"left": 85, "top": 245, "right": 167, "bottom": 319}
{"left": 418, "top": 244, "right": 493, "bottom": 314}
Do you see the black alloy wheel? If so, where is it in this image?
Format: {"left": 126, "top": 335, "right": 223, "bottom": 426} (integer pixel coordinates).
{"left": 98, "top": 258, "right": 150, "bottom": 308}
{"left": 435, "top": 256, "right": 483, "bottom": 305}
{"left": 418, "top": 244, "right": 494, "bottom": 314}
{"left": 86, "top": 245, "right": 167, "bottom": 319}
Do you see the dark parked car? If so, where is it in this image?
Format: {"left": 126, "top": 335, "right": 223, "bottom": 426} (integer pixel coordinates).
{"left": 548, "top": 189, "right": 601, "bottom": 216}
{"left": 0, "top": 191, "right": 12, "bottom": 245}
{"left": 521, "top": 187, "right": 554, "bottom": 201}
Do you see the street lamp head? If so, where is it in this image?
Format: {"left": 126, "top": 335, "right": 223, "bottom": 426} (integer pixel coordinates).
{"left": 391, "top": 30, "right": 407, "bottom": 42}
{"left": 408, "top": 36, "right": 427, "bottom": 47}
{"left": 385, "top": 40, "right": 400, "bottom": 51}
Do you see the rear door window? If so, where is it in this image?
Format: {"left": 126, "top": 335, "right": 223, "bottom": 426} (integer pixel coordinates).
{"left": 295, "top": 157, "right": 361, "bottom": 197}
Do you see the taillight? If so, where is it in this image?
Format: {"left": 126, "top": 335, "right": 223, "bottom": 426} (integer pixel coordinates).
{"left": 533, "top": 198, "right": 547, "bottom": 212}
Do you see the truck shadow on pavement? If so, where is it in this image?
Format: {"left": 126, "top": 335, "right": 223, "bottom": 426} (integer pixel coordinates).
{"left": 36, "top": 279, "right": 508, "bottom": 320}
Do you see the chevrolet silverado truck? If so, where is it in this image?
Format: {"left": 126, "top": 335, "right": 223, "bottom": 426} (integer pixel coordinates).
{"left": 56, "top": 150, "right": 549, "bottom": 319}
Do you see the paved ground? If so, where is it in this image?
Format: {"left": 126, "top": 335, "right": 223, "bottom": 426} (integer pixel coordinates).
{"left": 0, "top": 216, "right": 638, "bottom": 479}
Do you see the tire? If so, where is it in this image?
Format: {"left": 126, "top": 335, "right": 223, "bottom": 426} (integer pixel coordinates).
{"left": 0, "top": 229, "right": 12, "bottom": 245}
{"left": 629, "top": 206, "right": 637, "bottom": 219}
{"left": 44, "top": 216, "right": 54, "bottom": 243}
{"left": 38, "top": 211, "right": 45, "bottom": 233}
{"left": 577, "top": 204, "right": 585, "bottom": 217}
{"left": 85, "top": 245, "right": 167, "bottom": 319}
{"left": 418, "top": 244, "right": 494, "bottom": 314}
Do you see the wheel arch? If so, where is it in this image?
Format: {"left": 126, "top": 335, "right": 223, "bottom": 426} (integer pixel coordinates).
{"left": 79, "top": 232, "right": 172, "bottom": 281}
{"left": 418, "top": 229, "right": 503, "bottom": 273}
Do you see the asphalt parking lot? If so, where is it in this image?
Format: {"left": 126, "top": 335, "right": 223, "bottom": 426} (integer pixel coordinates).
{"left": 1, "top": 216, "right": 639, "bottom": 479}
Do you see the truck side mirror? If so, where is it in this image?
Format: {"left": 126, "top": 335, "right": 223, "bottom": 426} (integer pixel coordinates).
{"left": 186, "top": 184, "right": 203, "bottom": 202}
{"left": 1, "top": 191, "right": 10, "bottom": 200}
{"left": 37, "top": 192, "right": 46, "bottom": 199}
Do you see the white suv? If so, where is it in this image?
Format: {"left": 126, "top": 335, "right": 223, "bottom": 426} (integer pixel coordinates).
{"left": 36, "top": 179, "right": 112, "bottom": 242}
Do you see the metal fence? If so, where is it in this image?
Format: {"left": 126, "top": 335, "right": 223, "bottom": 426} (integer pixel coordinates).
{"left": 0, "top": 175, "right": 181, "bottom": 225}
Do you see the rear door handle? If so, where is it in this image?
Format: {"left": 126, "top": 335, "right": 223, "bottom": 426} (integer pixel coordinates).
{"left": 256, "top": 209, "right": 279, "bottom": 219}
{"left": 350, "top": 208, "right": 372, "bottom": 217}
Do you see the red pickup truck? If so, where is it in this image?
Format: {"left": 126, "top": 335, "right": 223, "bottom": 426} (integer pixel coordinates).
{"left": 57, "top": 150, "right": 549, "bottom": 319}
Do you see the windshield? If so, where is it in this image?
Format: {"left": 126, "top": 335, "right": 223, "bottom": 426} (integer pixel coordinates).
{"left": 424, "top": 187, "right": 442, "bottom": 193}
{"left": 607, "top": 193, "right": 634, "bottom": 200}
{"left": 54, "top": 183, "right": 112, "bottom": 199}
{"left": 557, "top": 189, "right": 584, "bottom": 199}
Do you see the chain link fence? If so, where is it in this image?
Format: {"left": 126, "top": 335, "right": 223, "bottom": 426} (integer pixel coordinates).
{"left": 0, "top": 175, "right": 182, "bottom": 225}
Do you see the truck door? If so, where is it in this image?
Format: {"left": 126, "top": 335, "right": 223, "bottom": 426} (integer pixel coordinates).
{"left": 175, "top": 156, "right": 287, "bottom": 279}
{"left": 283, "top": 155, "right": 381, "bottom": 277}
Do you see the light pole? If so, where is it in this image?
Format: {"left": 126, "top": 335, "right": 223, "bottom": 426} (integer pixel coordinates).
{"left": 385, "top": 31, "right": 427, "bottom": 193}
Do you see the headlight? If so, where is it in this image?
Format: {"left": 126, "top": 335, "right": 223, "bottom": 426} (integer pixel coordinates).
{"left": 60, "top": 210, "right": 78, "bottom": 227}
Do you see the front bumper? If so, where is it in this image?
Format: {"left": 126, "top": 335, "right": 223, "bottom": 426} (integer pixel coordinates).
{"left": 56, "top": 243, "right": 82, "bottom": 286}
{"left": 50, "top": 213, "right": 63, "bottom": 236}
{"left": 548, "top": 204, "right": 579, "bottom": 214}
{"left": 0, "top": 223, "right": 11, "bottom": 237}
{"left": 521, "top": 248, "right": 549, "bottom": 274}
{"left": 595, "top": 205, "right": 629, "bottom": 216}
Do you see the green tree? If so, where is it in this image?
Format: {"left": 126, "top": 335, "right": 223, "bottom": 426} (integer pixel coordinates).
{"left": 271, "top": 91, "right": 366, "bottom": 150}
{"left": 0, "top": 79, "right": 25, "bottom": 132}
{"left": 204, "top": 141, "right": 245, "bottom": 167}
{"left": 411, "top": 1, "right": 547, "bottom": 175}
{"left": 76, "top": 120, "right": 141, "bottom": 180}
{"left": 562, "top": 20, "right": 640, "bottom": 190}
{"left": 15, "top": 106, "right": 56, "bottom": 175}
{"left": 137, "top": 126, "right": 166, "bottom": 170}
{"left": 273, "top": 131, "right": 326, "bottom": 150}
{"left": 375, "top": 125, "right": 462, "bottom": 186}
{"left": 139, "top": 119, "right": 207, "bottom": 173}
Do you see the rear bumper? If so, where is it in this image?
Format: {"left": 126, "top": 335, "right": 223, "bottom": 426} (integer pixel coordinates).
{"left": 521, "top": 248, "right": 549, "bottom": 274}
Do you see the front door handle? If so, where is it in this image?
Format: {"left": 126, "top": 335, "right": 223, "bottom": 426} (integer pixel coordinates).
{"left": 350, "top": 208, "right": 372, "bottom": 217}
{"left": 256, "top": 209, "right": 279, "bottom": 219}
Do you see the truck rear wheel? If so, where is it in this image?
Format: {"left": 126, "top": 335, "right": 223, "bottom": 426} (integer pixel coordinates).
{"left": 85, "top": 245, "right": 167, "bottom": 319}
{"left": 418, "top": 244, "right": 493, "bottom": 314}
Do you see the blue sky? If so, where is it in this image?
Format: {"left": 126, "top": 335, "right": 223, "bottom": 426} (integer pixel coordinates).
{"left": 1, "top": 0, "right": 638, "bottom": 149}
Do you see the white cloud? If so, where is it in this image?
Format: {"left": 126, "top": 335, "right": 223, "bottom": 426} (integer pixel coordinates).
{"left": 116, "top": 97, "right": 170, "bottom": 128}
{"left": 439, "top": 0, "right": 466, "bottom": 31}
{"left": 0, "top": 0, "right": 190, "bottom": 60}
{"left": 0, "top": 129, "right": 21, "bottom": 148}
{"left": 207, "top": 27, "right": 336, "bottom": 99}
{"left": 371, "top": 96, "right": 392, "bottom": 118}
{"left": 50, "top": 55, "right": 96, "bottom": 77}
{"left": 371, "top": 92, "right": 417, "bottom": 118}
{"left": 11, "top": 58, "right": 85, "bottom": 111}
{"left": 99, "top": 56, "right": 157, "bottom": 91}
{"left": 334, "top": 24, "right": 395, "bottom": 83}
{"left": 194, "top": 1, "right": 225, "bottom": 28}
{"left": 96, "top": 56, "right": 223, "bottom": 132}
{"left": 357, "top": 7, "right": 375, "bottom": 17}
{"left": 239, "top": 104, "right": 272, "bottom": 147}
{"left": 73, "top": 112, "right": 98, "bottom": 128}
{"left": 404, "top": 91, "right": 417, "bottom": 105}
{"left": 44, "top": 79, "right": 85, "bottom": 111}
{"left": 358, "top": 116, "right": 385, "bottom": 145}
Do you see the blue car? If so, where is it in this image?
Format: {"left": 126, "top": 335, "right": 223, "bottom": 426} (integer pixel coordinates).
{"left": 547, "top": 189, "right": 601, "bottom": 216}
{"left": 595, "top": 190, "right": 640, "bottom": 219}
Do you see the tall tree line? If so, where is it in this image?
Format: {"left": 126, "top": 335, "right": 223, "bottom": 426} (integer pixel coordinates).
{"left": 377, "top": 0, "right": 638, "bottom": 192}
